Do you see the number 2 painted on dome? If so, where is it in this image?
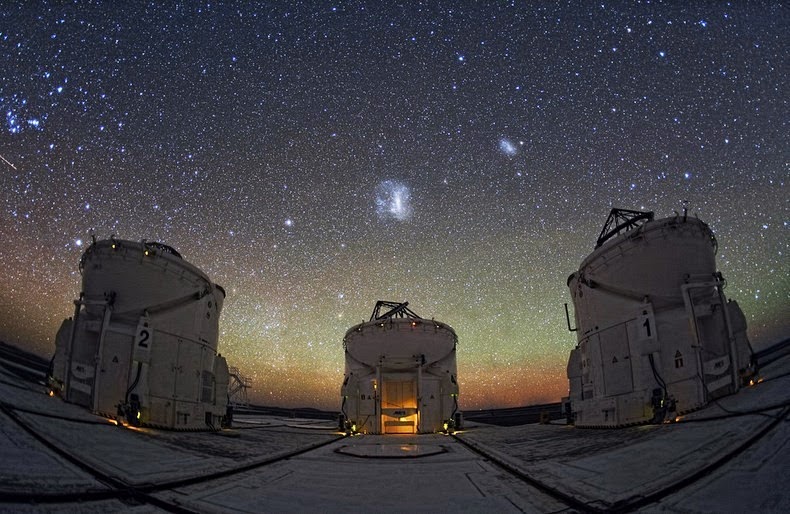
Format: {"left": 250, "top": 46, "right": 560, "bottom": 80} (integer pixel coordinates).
{"left": 137, "top": 329, "right": 150, "bottom": 348}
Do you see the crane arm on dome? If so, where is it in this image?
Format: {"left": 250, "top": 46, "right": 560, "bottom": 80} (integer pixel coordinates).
{"left": 369, "top": 300, "right": 422, "bottom": 321}
{"left": 112, "top": 287, "right": 214, "bottom": 318}
{"left": 596, "top": 208, "right": 655, "bottom": 248}
{"left": 144, "top": 241, "right": 183, "bottom": 259}
{"left": 578, "top": 274, "right": 688, "bottom": 311}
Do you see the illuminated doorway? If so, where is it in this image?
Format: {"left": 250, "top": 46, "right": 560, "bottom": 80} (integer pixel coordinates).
{"left": 381, "top": 380, "right": 417, "bottom": 434}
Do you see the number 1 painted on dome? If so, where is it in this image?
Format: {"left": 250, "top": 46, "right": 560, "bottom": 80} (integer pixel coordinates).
{"left": 637, "top": 310, "right": 656, "bottom": 342}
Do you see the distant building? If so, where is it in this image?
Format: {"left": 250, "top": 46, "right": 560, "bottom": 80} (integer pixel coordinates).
{"left": 341, "top": 301, "right": 460, "bottom": 434}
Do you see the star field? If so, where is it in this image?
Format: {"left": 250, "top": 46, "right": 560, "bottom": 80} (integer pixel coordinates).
{"left": 0, "top": 2, "right": 787, "bottom": 410}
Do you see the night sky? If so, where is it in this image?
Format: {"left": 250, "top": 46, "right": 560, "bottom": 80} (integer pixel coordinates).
{"left": 1, "top": 2, "right": 787, "bottom": 410}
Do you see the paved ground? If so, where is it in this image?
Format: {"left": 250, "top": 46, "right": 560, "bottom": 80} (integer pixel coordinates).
{"left": 1, "top": 351, "right": 788, "bottom": 512}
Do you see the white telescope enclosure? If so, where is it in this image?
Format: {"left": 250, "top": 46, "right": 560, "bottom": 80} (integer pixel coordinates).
{"left": 341, "top": 301, "right": 460, "bottom": 434}
{"left": 565, "top": 209, "right": 754, "bottom": 427}
{"left": 50, "top": 238, "right": 229, "bottom": 430}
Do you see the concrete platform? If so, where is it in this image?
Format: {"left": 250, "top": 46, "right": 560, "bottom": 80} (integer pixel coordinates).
{"left": 334, "top": 438, "right": 448, "bottom": 458}
{"left": 1, "top": 351, "right": 788, "bottom": 512}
